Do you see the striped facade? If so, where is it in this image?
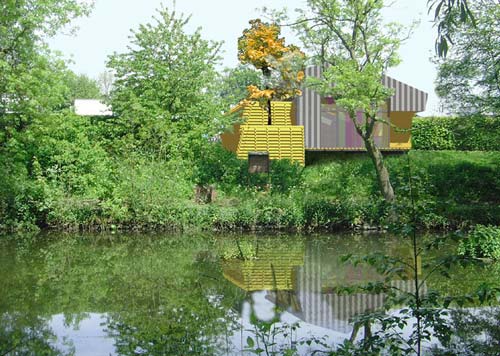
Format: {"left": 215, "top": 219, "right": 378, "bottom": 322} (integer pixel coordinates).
{"left": 382, "top": 75, "right": 428, "bottom": 112}
{"left": 295, "top": 65, "right": 322, "bottom": 149}
{"left": 291, "top": 242, "right": 426, "bottom": 333}
{"left": 224, "top": 240, "right": 426, "bottom": 334}
{"left": 295, "top": 65, "right": 428, "bottom": 150}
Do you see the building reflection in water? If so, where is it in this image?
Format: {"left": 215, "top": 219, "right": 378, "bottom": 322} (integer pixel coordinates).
{"left": 221, "top": 237, "right": 425, "bottom": 334}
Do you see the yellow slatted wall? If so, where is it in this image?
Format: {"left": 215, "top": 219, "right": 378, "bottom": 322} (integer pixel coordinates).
{"left": 236, "top": 126, "right": 305, "bottom": 165}
{"left": 271, "top": 101, "right": 293, "bottom": 125}
{"left": 243, "top": 101, "right": 267, "bottom": 125}
{"left": 223, "top": 101, "right": 305, "bottom": 165}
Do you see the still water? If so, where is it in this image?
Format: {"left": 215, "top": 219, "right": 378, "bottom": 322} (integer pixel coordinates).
{"left": 0, "top": 232, "right": 497, "bottom": 355}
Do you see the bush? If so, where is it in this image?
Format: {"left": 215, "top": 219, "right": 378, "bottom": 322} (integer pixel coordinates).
{"left": 193, "top": 143, "right": 304, "bottom": 195}
{"left": 268, "top": 159, "right": 304, "bottom": 194}
{"left": 303, "top": 197, "right": 352, "bottom": 229}
{"left": 412, "top": 115, "right": 500, "bottom": 151}
{"left": 192, "top": 143, "right": 246, "bottom": 191}
{"left": 412, "top": 116, "right": 456, "bottom": 150}
{"left": 458, "top": 225, "right": 500, "bottom": 260}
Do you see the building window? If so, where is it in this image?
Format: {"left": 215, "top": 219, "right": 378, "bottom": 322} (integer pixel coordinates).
{"left": 320, "top": 98, "right": 389, "bottom": 149}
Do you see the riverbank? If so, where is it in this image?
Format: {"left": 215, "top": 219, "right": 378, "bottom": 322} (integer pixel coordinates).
{"left": 2, "top": 149, "right": 497, "bottom": 233}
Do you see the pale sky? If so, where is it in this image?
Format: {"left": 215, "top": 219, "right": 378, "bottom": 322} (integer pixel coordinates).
{"left": 49, "top": 0, "right": 442, "bottom": 115}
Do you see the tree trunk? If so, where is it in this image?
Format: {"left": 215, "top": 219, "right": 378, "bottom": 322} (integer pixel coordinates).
{"left": 267, "top": 98, "right": 272, "bottom": 125}
{"left": 262, "top": 67, "right": 272, "bottom": 125}
{"left": 364, "top": 138, "right": 395, "bottom": 203}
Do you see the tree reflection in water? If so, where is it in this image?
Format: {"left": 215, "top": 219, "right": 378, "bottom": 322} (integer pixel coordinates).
{"left": 0, "top": 233, "right": 497, "bottom": 355}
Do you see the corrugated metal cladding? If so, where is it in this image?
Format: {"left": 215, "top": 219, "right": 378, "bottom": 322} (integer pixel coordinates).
{"left": 294, "top": 65, "right": 428, "bottom": 149}
{"left": 295, "top": 65, "right": 322, "bottom": 148}
{"left": 382, "top": 75, "right": 428, "bottom": 112}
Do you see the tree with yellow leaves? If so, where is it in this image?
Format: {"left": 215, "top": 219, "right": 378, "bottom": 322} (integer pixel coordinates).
{"left": 238, "top": 19, "right": 305, "bottom": 123}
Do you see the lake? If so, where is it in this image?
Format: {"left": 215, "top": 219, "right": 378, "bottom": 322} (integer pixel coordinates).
{"left": 0, "top": 232, "right": 498, "bottom": 355}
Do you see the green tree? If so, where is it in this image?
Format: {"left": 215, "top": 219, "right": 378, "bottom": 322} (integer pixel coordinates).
{"left": 217, "top": 65, "right": 262, "bottom": 110}
{"left": 435, "top": 1, "right": 499, "bottom": 115}
{"left": 0, "top": 0, "right": 93, "bottom": 230}
{"left": 0, "top": 0, "right": 93, "bottom": 116}
{"left": 64, "top": 72, "right": 101, "bottom": 101}
{"left": 288, "top": 0, "right": 407, "bottom": 203}
{"left": 106, "top": 8, "right": 224, "bottom": 160}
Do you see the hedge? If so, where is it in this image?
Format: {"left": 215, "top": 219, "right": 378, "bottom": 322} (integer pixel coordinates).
{"left": 412, "top": 115, "right": 500, "bottom": 151}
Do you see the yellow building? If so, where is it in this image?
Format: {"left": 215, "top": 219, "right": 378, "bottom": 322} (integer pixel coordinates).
{"left": 221, "top": 239, "right": 305, "bottom": 292}
{"left": 221, "top": 101, "right": 305, "bottom": 165}
{"left": 221, "top": 66, "right": 428, "bottom": 163}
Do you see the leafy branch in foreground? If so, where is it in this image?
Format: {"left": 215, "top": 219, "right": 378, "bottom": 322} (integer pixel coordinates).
{"left": 332, "top": 152, "right": 500, "bottom": 355}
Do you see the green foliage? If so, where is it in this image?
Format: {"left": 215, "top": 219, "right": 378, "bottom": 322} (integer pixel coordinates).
{"left": 192, "top": 143, "right": 246, "bottom": 190}
{"left": 0, "top": 0, "right": 92, "bottom": 116}
{"left": 276, "top": 0, "right": 409, "bottom": 202}
{"left": 217, "top": 65, "right": 262, "bottom": 109}
{"left": 106, "top": 7, "right": 224, "bottom": 159}
{"left": 268, "top": 159, "right": 304, "bottom": 194}
{"left": 0, "top": 0, "right": 96, "bottom": 232}
{"left": 325, "top": 155, "right": 498, "bottom": 355}
{"left": 458, "top": 225, "right": 500, "bottom": 260}
{"left": 390, "top": 151, "right": 500, "bottom": 228}
{"left": 64, "top": 72, "right": 101, "bottom": 101}
{"left": 412, "top": 117, "right": 456, "bottom": 150}
{"left": 105, "top": 157, "right": 193, "bottom": 228}
{"left": 413, "top": 115, "right": 500, "bottom": 151}
{"left": 434, "top": 1, "right": 499, "bottom": 115}
{"left": 429, "top": 0, "right": 475, "bottom": 58}
{"left": 193, "top": 143, "right": 304, "bottom": 195}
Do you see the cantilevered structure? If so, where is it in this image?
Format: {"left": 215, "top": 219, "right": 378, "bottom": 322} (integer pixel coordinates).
{"left": 221, "top": 65, "right": 428, "bottom": 164}
{"left": 296, "top": 65, "right": 428, "bottom": 151}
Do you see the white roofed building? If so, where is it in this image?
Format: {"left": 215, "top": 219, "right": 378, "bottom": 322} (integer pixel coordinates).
{"left": 74, "top": 99, "right": 113, "bottom": 116}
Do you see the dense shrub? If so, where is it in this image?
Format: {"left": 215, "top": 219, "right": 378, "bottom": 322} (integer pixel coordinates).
{"left": 193, "top": 143, "right": 304, "bottom": 194}
{"left": 387, "top": 151, "right": 500, "bottom": 228}
{"left": 192, "top": 143, "right": 246, "bottom": 190}
{"left": 412, "top": 116, "right": 456, "bottom": 150}
{"left": 2, "top": 144, "right": 499, "bottom": 232}
{"left": 268, "top": 159, "right": 304, "bottom": 194}
{"left": 412, "top": 115, "right": 500, "bottom": 151}
{"left": 303, "top": 197, "right": 352, "bottom": 229}
{"left": 458, "top": 225, "right": 500, "bottom": 260}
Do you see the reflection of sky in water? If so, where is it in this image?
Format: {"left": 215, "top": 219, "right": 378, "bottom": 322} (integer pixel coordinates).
{"left": 50, "top": 313, "right": 115, "bottom": 356}
{"left": 230, "top": 291, "right": 350, "bottom": 355}
{"left": 46, "top": 295, "right": 349, "bottom": 356}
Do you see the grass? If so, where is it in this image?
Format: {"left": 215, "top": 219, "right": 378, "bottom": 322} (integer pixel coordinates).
{"left": 2, "top": 150, "right": 499, "bottom": 232}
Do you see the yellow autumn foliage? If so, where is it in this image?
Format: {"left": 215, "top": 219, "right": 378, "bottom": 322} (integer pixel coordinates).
{"left": 237, "top": 18, "right": 306, "bottom": 108}
{"left": 238, "top": 19, "right": 289, "bottom": 71}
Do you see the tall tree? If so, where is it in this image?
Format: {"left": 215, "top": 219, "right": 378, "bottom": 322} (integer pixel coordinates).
{"left": 435, "top": 0, "right": 499, "bottom": 115}
{"left": 63, "top": 72, "right": 102, "bottom": 103}
{"left": 107, "top": 8, "right": 223, "bottom": 160}
{"left": 289, "top": 0, "right": 408, "bottom": 203}
{"left": 0, "top": 0, "right": 93, "bottom": 116}
{"left": 0, "top": 0, "right": 93, "bottom": 228}
{"left": 237, "top": 19, "right": 305, "bottom": 123}
{"left": 97, "top": 70, "right": 115, "bottom": 97}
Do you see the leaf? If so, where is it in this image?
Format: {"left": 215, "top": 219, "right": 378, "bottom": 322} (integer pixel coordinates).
{"left": 246, "top": 336, "right": 255, "bottom": 348}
